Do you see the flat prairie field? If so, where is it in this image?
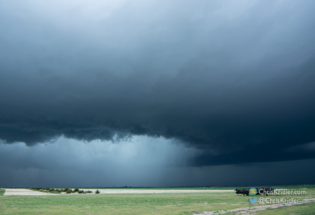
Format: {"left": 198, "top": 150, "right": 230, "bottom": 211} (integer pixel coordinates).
{"left": 0, "top": 186, "right": 314, "bottom": 215}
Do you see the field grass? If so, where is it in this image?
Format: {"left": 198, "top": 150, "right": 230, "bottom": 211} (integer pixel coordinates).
{"left": 255, "top": 203, "right": 315, "bottom": 215}
{"left": 0, "top": 189, "right": 4, "bottom": 196}
{"left": 0, "top": 186, "right": 314, "bottom": 214}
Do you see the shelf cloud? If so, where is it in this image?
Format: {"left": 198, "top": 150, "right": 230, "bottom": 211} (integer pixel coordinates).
{"left": 0, "top": 0, "right": 315, "bottom": 186}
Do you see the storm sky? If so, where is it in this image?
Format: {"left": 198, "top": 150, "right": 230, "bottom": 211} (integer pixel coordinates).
{"left": 0, "top": 0, "right": 315, "bottom": 187}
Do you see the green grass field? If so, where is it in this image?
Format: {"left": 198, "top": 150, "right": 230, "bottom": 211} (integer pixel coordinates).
{"left": 255, "top": 203, "right": 315, "bottom": 215}
{"left": 0, "top": 189, "right": 5, "bottom": 196}
{"left": 0, "top": 186, "right": 314, "bottom": 214}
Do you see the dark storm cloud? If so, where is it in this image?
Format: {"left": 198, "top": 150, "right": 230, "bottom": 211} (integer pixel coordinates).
{"left": 0, "top": 136, "right": 201, "bottom": 187}
{"left": 1, "top": 140, "right": 314, "bottom": 187}
{"left": 0, "top": 0, "right": 315, "bottom": 166}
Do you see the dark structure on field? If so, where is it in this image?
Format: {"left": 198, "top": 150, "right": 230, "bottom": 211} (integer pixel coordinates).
{"left": 235, "top": 187, "right": 274, "bottom": 196}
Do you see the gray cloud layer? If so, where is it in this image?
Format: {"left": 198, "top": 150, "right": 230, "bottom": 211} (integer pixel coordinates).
{"left": 1, "top": 139, "right": 314, "bottom": 187}
{"left": 0, "top": 0, "right": 315, "bottom": 167}
{"left": 0, "top": 136, "right": 200, "bottom": 187}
